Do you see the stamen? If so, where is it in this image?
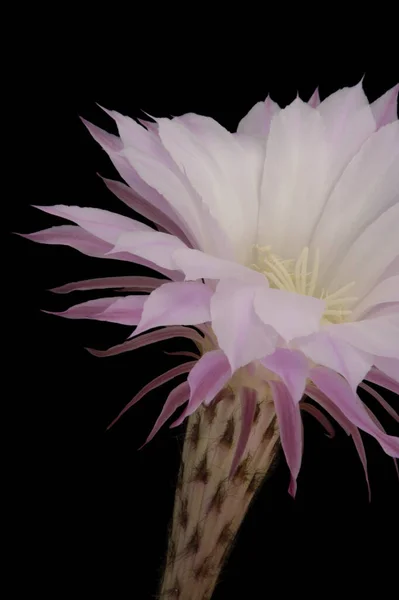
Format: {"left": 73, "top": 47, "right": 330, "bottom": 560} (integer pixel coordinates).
{"left": 307, "top": 249, "right": 319, "bottom": 297}
{"left": 325, "top": 281, "right": 356, "bottom": 301}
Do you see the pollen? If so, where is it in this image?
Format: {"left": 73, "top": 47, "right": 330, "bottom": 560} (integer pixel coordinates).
{"left": 252, "top": 245, "right": 357, "bottom": 324}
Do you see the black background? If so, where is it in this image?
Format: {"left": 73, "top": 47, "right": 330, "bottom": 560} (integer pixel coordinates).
{"left": 9, "top": 29, "right": 399, "bottom": 599}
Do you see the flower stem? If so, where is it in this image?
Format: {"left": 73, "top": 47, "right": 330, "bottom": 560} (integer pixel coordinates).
{"left": 158, "top": 390, "right": 279, "bottom": 599}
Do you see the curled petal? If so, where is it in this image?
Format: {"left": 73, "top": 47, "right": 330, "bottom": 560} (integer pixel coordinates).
{"left": 50, "top": 276, "right": 164, "bottom": 294}
{"left": 107, "top": 361, "right": 196, "bottom": 429}
{"left": 141, "top": 382, "right": 190, "bottom": 447}
{"left": 360, "top": 382, "right": 399, "bottom": 423}
{"left": 270, "top": 380, "right": 303, "bottom": 497}
{"left": 311, "top": 367, "right": 399, "bottom": 457}
{"left": 365, "top": 366, "right": 399, "bottom": 395}
{"left": 86, "top": 326, "right": 204, "bottom": 358}
{"left": 300, "top": 403, "right": 335, "bottom": 438}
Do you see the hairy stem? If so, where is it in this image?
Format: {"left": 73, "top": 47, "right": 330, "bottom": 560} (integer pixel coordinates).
{"left": 158, "top": 390, "right": 279, "bottom": 599}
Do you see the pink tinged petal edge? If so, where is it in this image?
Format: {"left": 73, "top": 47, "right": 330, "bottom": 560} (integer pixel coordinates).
{"left": 364, "top": 405, "right": 399, "bottom": 483}
{"left": 296, "top": 332, "right": 372, "bottom": 392}
{"left": 269, "top": 380, "right": 303, "bottom": 497}
{"left": 254, "top": 287, "right": 325, "bottom": 342}
{"left": 50, "top": 276, "right": 165, "bottom": 294}
{"left": 310, "top": 367, "right": 399, "bottom": 458}
{"left": 229, "top": 388, "right": 257, "bottom": 478}
{"left": 110, "top": 230, "right": 188, "bottom": 271}
{"left": 261, "top": 348, "right": 309, "bottom": 403}
{"left": 107, "top": 361, "right": 196, "bottom": 430}
{"left": 86, "top": 326, "right": 204, "bottom": 358}
{"left": 211, "top": 280, "right": 278, "bottom": 372}
{"left": 20, "top": 226, "right": 182, "bottom": 280}
{"left": 236, "top": 95, "right": 280, "bottom": 138}
{"left": 45, "top": 295, "right": 147, "bottom": 326}
{"left": 370, "top": 84, "right": 399, "bottom": 129}
{"left": 308, "top": 87, "right": 321, "bottom": 108}
{"left": 365, "top": 366, "right": 399, "bottom": 395}
{"left": 360, "top": 382, "right": 399, "bottom": 423}
{"left": 369, "top": 358, "right": 399, "bottom": 385}
{"left": 140, "top": 381, "right": 190, "bottom": 448}
{"left": 100, "top": 176, "right": 193, "bottom": 246}
{"left": 82, "top": 118, "right": 187, "bottom": 234}
{"left": 33, "top": 204, "right": 153, "bottom": 244}
{"left": 132, "top": 281, "right": 212, "bottom": 338}
{"left": 300, "top": 403, "right": 335, "bottom": 438}
{"left": 172, "top": 248, "right": 266, "bottom": 285}
{"left": 171, "top": 350, "right": 232, "bottom": 427}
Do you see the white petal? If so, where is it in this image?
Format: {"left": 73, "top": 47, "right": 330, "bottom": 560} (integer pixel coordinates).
{"left": 157, "top": 114, "right": 263, "bottom": 263}
{"left": 311, "top": 123, "right": 399, "bottom": 292}
{"left": 327, "top": 315, "right": 399, "bottom": 359}
{"left": 327, "top": 203, "right": 399, "bottom": 301}
{"left": 236, "top": 96, "right": 280, "bottom": 138}
{"left": 257, "top": 98, "right": 329, "bottom": 257}
{"left": 352, "top": 276, "right": 399, "bottom": 320}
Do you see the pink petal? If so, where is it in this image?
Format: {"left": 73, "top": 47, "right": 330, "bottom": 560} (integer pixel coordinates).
{"left": 308, "top": 87, "right": 320, "bottom": 108}
{"left": 133, "top": 281, "right": 212, "bottom": 337}
{"left": 86, "top": 326, "right": 204, "bottom": 358}
{"left": 107, "top": 361, "right": 196, "bottom": 429}
{"left": 270, "top": 380, "right": 303, "bottom": 497}
{"left": 110, "top": 230, "right": 188, "bottom": 270}
{"left": 370, "top": 84, "right": 399, "bottom": 128}
{"left": 211, "top": 280, "right": 278, "bottom": 371}
{"left": 236, "top": 95, "right": 280, "bottom": 138}
{"left": 297, "top": 331, "right": 372, "bottom": 391}
{"left": 365, "top": 366, "right": 399, "bottom": 395}
{"left": 45, "top": 296, "right": 146, "bottom": 326}
{"left": 327, "top": 316, "right": 399, "bottom": 359}
{"left": 171, "top": 350, "right": 231, "bottom": 426}
{"left": 21, "top": 225, "right": 182, "bottom": 280}
{"left": 261, "top": 348, "right": 309, "bottom": 402}
{"left": 82, "top": 118, "right": 190, "bottom": 236}
{"left": 99, "top": 295, "right": 147, "bottom": 325}
{"left": 360, "top": 382, "right": 399, "bottom": 423}
{"left": 254, "top": 287, "right": 325, "bottom": 342}
{"left": 141, "top": 381, "right": 190, "bottom": 447}
{"left": 229, "top": 387, "right": 257, "bottom": 478}
{"left": 371, "top": 357, "right": 399, "bottom": 384}
{"left": 50, "top": 276, "right": 164, "bottom": 294}
{"left": 100, "top": 176, "right": 192, "bottom": 245}
{"left": 351, "top": 427, "right": 371, "bottom": 501}
{"left": 310, "top": 366, "right": 399, "bottom": 457}
{"left": 45, "top": 297, "right": 117, "bottom": 320}
{"left": 80, "top": 118, "right": 123, "bottom": 151}
{"left": 300, "top": 403, "right": 335, "bottom": 438}
{"left": 34, "top": 204, "right": 153, "bottom": 244}
{"left": 172, "top": 248, "right": 265, "bottom": 285}
{"left": 306, "top": 385, "right": 371, "bottom": 498}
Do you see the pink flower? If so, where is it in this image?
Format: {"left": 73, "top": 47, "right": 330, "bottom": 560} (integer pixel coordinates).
{"left": 24, "top": 82, "right": 399, "bottom": 497}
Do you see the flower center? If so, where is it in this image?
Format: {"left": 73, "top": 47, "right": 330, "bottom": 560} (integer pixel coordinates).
{"left": 252, "top": 245, "right": 357, "bottom": 324}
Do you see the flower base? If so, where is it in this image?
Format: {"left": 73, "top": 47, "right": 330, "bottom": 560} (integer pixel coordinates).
{"left": 159, "top": 390, "right": 279, "bottom": 599}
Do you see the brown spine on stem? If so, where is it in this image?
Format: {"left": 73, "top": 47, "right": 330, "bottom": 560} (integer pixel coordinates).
{"left": 158, "top": 391, "right": 279, "bottom": 599}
